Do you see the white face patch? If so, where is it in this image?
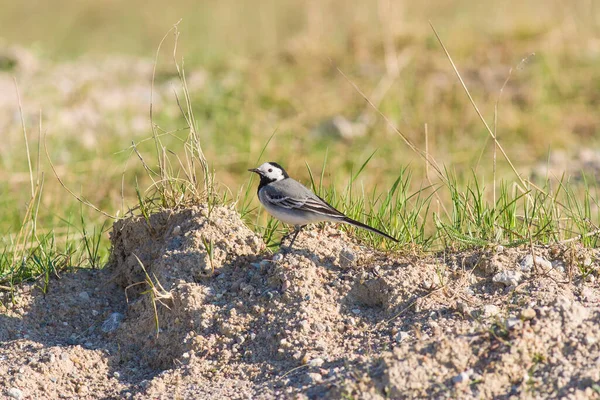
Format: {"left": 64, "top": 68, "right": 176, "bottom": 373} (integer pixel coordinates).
{"left": 257, "top": 162, "right": 285, "bottom": 181}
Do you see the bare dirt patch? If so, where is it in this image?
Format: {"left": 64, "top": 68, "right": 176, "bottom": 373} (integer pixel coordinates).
{"left": 1, "top": 205, "right": 599, "bottom": 399}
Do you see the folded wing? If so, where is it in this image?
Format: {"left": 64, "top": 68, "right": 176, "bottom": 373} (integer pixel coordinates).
{"left": 264, "top": 190, "right": 345, "bottom": 219}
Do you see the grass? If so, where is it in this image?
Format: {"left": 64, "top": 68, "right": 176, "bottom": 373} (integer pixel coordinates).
{"left": 1, "top": 1, "right": 600, "bottom": 295}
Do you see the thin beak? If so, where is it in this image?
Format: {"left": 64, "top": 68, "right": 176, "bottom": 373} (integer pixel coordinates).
{"left": 248, "top": 168, "right": 260, "bottom": 174}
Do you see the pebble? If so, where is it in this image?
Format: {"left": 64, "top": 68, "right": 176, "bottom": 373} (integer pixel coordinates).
{"left": 172, "top": 225, "right": 181, "bottom": 236}
{"left": 299, "top": 320, "right": 310, "bottom": 332}
{"left": 113, "top": 371, "right": 120, "bottom": 379}
{"left": 7, "top": 388, "right": 23, "bottom": 399}
{"left": 308, "top": 357, "right": 325, "bottom": 367}
{"left": 272, "top": 253, "right": 283, "bottom": 262}
{"left": 259, "top": 260, "right": 270, "bottom": 270}
{"left": 492, "top": 270, "right": 522, "bottom": 286}
{"left": 78, "top": 291, "right": 90, "bottom": 301}
{"left": 552, "top": 261, "right": 565, "bottom": 273}
{"left": 585, "top": 335, "right": 597, "bottom": 345}
{"left": 456, "top": 302, "right": 471, "bottom": 315}
{"left": 520, "top": 254, "right": 552, "bottom": 272}
{"left": 307, "top": 372, "right": 323, "bottom": 384}
{"left": 505, "top": 317, "right": 523, "bottom": 330}
{"left": 482, "top": 304, "right": 500, "bottom": 318}
{"left": 351, "top": 308, "right": 361, "bottom": 315}
{"left": 395, "top": 331, "right": 410, "bottom": 343}
{"left": 339, "top": 248, "right": 356, "bottom": 269}
{"left": 101, "top": 312, "right": 125, "bottom": 333}
{"left": 452, "top": 369, "right": 472, "bottom": 384}
{"left": 520, "top": 308, "right": 536, "bottom": 320}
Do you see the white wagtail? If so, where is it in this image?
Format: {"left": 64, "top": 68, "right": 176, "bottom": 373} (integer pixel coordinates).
{"left": 249, "top": 162, "right": 399, "bottom": 250}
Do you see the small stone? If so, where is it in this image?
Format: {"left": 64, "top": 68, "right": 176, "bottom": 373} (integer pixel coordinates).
{"left": 78, "top": 291, "right": 90, "bottom": 301}
{"left": 339, "top": 248, "right": 356, "bottom": 269}
{"left": 395, "top": 331, "right": 410, "bottom": 343}
{"left": 172, "top": 225, "right": 181, "bottom": 236}
{"left": 482, "top": 304, "right": 501, "bottom": 318}
{"left": 492, "top": 270, "right": 522, "bottom": 286}
{"left": 520, "top": 308, "right": 536, "bottom": 320}
{"left": 7, "top": 388, "right": 23, "bottom": 399}
{"left": 272, "top": 253, "right": 283, "bottom": 262}
{"left": 101, "top": 313, "right": 125, "bottom": 333}
{"left": 299, "top": 320, "right": 310, "bottom": 332}
{"left": 182, "top": 352, "right": 190, "bottom": 358}
{"left": 520, "top": 255, "right": 534, "bottom": 272}
{"left": 505, "top": 317, "right": 523, "bottom": 330}
{"left": 307, "top": 372, "right": 323, "bottom": 384}
{"left": 235, "top": 335, "right": 245, "bottom": 345}
{"left": 308, "top": 358, "right": 325, "bottom": 367}
{"left": 259, "top": 260, "right": 270, "bottom": 270}
{"left": 452, "top": 370, "right": 471, "bottom": 384}
{"left": 241, "top": 284, "right": 254, "bottom": 294}
{"left": 495, "top": 245, "right": 505, "bottom": 253}
{"left": 113, "top": 371, "right": 120, "bottom": 379}
{"left": 520, "top": 255, "right": 552, "bottom": 272}
{"left": 552, "top": 261, "right": 565, "bottom": 273}
{"left": 456, "top": 302, "right": 471, "bottom": 315}
{"left": 91, "top": 310, "right": 99, "bottom": 317}
{"left": 351, "top": 308, "right": 361, "bottom": 315}
{"left": 534, "top": 256, "right": 552, "bottom": 270}
{"left": 67, "top": 334, "right": 78, "bottom": 345}
{"left": 281, "top": 280, "right": 291, "bottom": 292}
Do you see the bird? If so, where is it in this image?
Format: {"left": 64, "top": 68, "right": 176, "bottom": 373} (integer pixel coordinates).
{"left": 248, "top": 161, "right": 399, "bottom": 250}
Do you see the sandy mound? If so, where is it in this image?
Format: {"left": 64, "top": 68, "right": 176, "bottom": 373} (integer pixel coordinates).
{"left": 1, "top": 205, "right": 599, "bottom": 399}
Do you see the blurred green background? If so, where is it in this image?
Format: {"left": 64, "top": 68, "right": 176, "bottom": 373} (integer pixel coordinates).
{"left": 1, "top": 0, "right": 599, "bottom": 254}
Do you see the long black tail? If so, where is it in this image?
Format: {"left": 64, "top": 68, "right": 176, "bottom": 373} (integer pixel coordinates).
{"left": 341, "top": 217, "right": 399, "bottom": 243}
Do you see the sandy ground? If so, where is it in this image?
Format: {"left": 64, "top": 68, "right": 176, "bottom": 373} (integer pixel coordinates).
{"left": 1, "top": 205, "right": 600, "bottom": 399}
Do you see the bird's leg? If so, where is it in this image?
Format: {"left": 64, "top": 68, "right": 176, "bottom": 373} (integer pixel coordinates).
{"left": 286, "top": 225, "right": 304, "bottom": 251}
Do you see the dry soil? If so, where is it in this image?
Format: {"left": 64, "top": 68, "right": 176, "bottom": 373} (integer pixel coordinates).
{"left": 1, "top": 205, "right": 600, "bottom": 399}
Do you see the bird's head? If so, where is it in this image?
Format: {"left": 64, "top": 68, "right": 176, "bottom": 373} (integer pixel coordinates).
{"left": 248, "top": 162, "right": 289, "bottom": 183}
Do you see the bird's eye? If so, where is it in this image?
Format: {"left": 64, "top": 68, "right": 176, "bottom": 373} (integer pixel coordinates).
{"left": 268, "top": 168, "right": 273, "bottom": 173}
